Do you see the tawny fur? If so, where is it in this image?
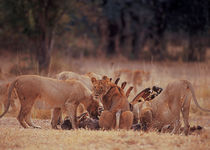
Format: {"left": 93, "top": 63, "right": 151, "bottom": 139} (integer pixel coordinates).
{"left": 132, "top": 80, "right": 210, "bottom": 135}
{"left": 85, "top": 72, "right": 102, "bottom": 80}
{"left": 114, "top": 69, "right": 150, "bottom": 93}
{"left": 57, "top": 71, "right": 94, "bottom": 91}
{"left": 91, "top": 76, "right": 133, "bottom": 130}
{"left": 56, "top": 71, "right": 101, "bottom": 122}
{"left": 0, "top": 75, "right": 99, "bottom": 129}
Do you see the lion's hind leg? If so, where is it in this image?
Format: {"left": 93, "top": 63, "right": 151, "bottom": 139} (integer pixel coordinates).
{"left": 171, "top": 115, "right": 181, "bottom": 134}
{"left": 25, "top": 110, "right": 41, "bottom": 129}
{"left": 17, "top": 107, "right": 30, "bottom": 128}
{"left": 120, "top": 111, "right": 133, "bottom": 130}
{"left": 181, "top": 94, "right": 191, "bottom": 135}
{"left": 18, "top": 97, "right": 39, "bottom": 129}
{"left": 51, "top": 107, "right": 62, "bottom": 129}
{"left": 140, "top": 109, "right": 153, "bottom": 131}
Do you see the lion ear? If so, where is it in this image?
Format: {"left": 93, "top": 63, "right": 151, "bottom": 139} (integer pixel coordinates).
{"left": 91, "top": 77, "right": 97, "bottom": 84}
{"left": 102, "top": 76, "right": 108, "bottom": 80}
{"left": 102, "top": 76, "right": 111, "bottom": 82}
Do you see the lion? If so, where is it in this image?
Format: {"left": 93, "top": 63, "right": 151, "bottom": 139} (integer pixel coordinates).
{"left": 85, "top": 72, "right": 102, "bottom": 80}
{"left": 56, "top": 71, "right": 101, "bottom": 122}
{"left": 91, "top": 76, "right": 133, "bottom": 130}
{"left": 114, "top": 69, "right": 150, "bottom": 93}
{"left": 0, "top": 81, "right": 18, "bottom": 113}
{"left": 132, "top": 80, "right": 210, "bottom": 135}
{"left": 0, "top": 75, "right": 99, "bottom": 129}
{"left": 57, "top": 71, "right": 102, "bottom": 90}
{"left": 57, "top": 71, "right": 93, "bottom": 91}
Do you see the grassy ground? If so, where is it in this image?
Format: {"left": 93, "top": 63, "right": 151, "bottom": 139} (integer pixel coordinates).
{"left": 0, "top": 117, "right": 209, "bottom": 150}
{"left": 0, "top": 51, "right": 210, "bottom": 150}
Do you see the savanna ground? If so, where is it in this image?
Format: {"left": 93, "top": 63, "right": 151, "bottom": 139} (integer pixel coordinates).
{"left": 0, "top": 51, "right": 210, "bottom": 150}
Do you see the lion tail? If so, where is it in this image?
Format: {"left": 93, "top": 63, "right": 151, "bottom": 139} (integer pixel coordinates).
{"left": 0, "top": 79, "right": 18, "bottom": 118}
{"left": 185, "top": 80, "right": 210, "bottom": 112}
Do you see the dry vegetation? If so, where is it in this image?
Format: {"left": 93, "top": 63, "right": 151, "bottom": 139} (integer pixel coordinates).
{"left": 0, "top": 51, "right": 210, "bottom": 150}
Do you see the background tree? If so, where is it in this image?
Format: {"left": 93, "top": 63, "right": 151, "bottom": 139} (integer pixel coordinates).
{"left": 0, "top": 0, "right": 209, "bottom": 65}
{"left": 0, "top": 0, "right": 75, "bottom": 74}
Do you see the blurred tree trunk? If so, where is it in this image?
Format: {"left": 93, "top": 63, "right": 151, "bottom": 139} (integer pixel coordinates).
{"left": 36, "top": 30, "right": 53, "bottom": 75}
{"left": 106, "top": 20, "right": 119, "bottom": 56}
{"left": 31, "top": 0, "right": 65, "bottom": 75}
{"left": 149, "top": 0, "right": 167, "bottom": 61}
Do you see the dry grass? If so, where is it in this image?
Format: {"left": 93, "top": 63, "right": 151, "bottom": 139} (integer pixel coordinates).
{"left": 0, "top": 117, "right": 209, "bottom": 150}
{"left": 0, "top": 51, "right": 210, "bottom": 150}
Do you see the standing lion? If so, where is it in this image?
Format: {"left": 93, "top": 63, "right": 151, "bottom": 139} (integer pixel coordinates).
{"left": 0, "top": 75, "right": 99, "bottom": 129}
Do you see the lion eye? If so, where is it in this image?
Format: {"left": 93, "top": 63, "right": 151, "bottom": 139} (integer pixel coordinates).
{"left": 138, "top": 100, "right": 142, "bottom": 102}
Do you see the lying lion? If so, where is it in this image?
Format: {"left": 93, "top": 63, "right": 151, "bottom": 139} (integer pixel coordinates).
{"left": 91, "top": 76, "right": 133, "bottom": 130}
{"left": 0, "top": 75, "right": 99, "bottom": 129}
{"left": 132, "top": 80, "right": 210, "bottom": 135}
{"left": 57, "top": 71, "right": 102, "bottom": 91}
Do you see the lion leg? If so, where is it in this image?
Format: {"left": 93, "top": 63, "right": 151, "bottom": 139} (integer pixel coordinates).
{"left": 17, "top": 95, "right": 38, "bottom": 129}
{"left": 25, "top": 109, "right": 41, "bottom": 129}
{"left": 17, "top": 107, "right": 29, "bottom": 128}
{"left": 140, "top": 110, "right": 153, "bottom": 131}
{"left": 181, "top": 95, "right": 191, "bottom": 135}
{"left": 99, "top": 110, "right": 114, "bottom": 130}
{"left": 171, "top": 119, "right": 181, "bottom": 134}
{"left": 119, "top": 111, "right": 133, "bottom": 130}
{"left": 51, "top": 108, "right": 62, "bottom": 129}
{"left": 65, "top": 101, "right": 78, "bottom": 129}
{"left": 182, "top": 110, "right": 190, "bottom": 135}
{"left": 24, "top": 99, "right": 41, "bottom": 129}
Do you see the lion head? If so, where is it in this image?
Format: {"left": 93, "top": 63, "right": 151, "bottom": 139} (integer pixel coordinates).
{"left": 91, "top": 76, "right": 112, "bottom": 100}
{"left": 87, "top": 99, "right": 100, "bottom": 119}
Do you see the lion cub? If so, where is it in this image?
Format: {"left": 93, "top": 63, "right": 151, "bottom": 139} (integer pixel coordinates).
{"left": 91, "top": 76, "right": 133, "bottom": 130}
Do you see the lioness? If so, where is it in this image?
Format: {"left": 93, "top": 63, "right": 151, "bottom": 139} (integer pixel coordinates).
{"left": 57, "top": 71, "right": 93, "bottom": 90}
{"left": 91, "top": 76, "right": 133, "bottom": 130}
{"left": 114, "top": 69, "right": 150, "bottom": 93}
{"left": 0, "top": 75, "right": 99, "bottom": 129}
{"left": 85, "top": 72, "right": 102, "bottom": 80}
{"left": 56, "top": 71, "right": 101, "bottom": 121}
{"left": 132, "top": 80, "right": 210, "bottom": 135}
